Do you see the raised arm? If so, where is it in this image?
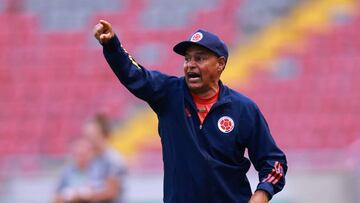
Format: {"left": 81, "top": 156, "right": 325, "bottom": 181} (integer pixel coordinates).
{"left": 94, "top": 20, "right": 173, "bottom": 110}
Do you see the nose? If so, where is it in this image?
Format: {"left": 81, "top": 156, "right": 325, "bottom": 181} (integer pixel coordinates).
{"left": 185, "top": 58, "right": 196, "bottom": 69}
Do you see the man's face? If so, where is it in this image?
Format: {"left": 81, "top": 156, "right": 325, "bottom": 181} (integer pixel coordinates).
{"left": 183, "top": 45, "right": 225, "bottom": 95}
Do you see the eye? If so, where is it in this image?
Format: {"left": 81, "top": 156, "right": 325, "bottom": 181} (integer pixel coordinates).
{"left": 197, "top": 55, "right": 208, "bottom": 62}
{"left": 194, "top": 56, "right": 203, "bottom": 62}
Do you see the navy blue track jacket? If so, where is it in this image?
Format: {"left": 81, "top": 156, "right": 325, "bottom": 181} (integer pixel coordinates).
{"left": 102, "top": 35, "right": 287, "bottom": 203}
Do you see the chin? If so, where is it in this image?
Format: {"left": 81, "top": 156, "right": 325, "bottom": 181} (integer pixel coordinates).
{"left": 185, "top": 80, "right": 203, "bottom": 92}
{"left": 187, "top": 85, "right": 204, "bottom": 94}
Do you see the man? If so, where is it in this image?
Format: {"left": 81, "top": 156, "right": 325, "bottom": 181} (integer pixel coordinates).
{"left": 94, "top": 20, "right": 287, "bottom": 203}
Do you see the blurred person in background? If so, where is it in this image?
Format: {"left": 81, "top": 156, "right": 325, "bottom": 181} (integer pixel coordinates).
{"left": 53, "top": 138, "right": 97, "bottom": 203}
{"left": 83, "top": 113, "right": 127, "bottom": 203}
{"left": 53, "top": 113, "right": 127, "bottom": 203}
{"left": 94, "top": 20, "right": 287, "bottom": 203}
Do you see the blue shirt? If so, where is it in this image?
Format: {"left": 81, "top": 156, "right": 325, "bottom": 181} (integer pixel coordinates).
{"left": 102, "top": 35, "right": 287, "bottom": 203}
{"left": 56, "top": 148, "right": 126, "bottom": 203}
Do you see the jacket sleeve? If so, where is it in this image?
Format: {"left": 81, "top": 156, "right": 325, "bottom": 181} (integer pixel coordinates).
{"left": 102, "top": 35, "right": 171, "bottom": 110}
{"left": 246, "top": 104, "right": 288, "bottom": 200}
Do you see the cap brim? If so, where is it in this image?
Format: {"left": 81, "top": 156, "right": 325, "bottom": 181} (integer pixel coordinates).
{"left": 173, "top": 41, "right": 198, "bottom": 56}
{"left": 173, "top": 41, "right": 218, "bottom": 57}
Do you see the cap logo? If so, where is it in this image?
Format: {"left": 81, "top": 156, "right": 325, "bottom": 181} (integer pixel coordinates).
{"left": 190, "top": 32, "right": 203, "bottom": 42}
{"left": 217, "top": 116, "right": 234, "bottom": 133}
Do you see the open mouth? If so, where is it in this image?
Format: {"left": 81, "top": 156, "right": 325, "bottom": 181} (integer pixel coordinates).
{"left": 187, "top": 72, "right": 201, "bottom": 82}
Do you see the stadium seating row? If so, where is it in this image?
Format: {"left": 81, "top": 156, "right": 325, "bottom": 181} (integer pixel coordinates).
{"left": 0, "top": 0, "right": 359, "bottom": 160}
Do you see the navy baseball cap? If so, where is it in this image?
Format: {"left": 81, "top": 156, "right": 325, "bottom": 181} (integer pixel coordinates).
{"left": 173, "top": 29, "right": 229, "bottom": 60}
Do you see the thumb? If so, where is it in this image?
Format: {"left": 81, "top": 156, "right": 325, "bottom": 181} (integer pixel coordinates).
{"left": 99, "top": 32, "right": 113, "bottom": 43}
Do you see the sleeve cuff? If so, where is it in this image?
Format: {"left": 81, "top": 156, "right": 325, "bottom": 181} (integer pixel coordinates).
{"left": 102, "top": 34, "right": 121, "bottom": 53}
{"left": 256, "top": 182, "right": 274, "bottom": 200}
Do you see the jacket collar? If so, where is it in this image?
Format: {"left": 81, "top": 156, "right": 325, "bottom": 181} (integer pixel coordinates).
{"left": 182, "top": 78, "right": 232, "bottom": 108}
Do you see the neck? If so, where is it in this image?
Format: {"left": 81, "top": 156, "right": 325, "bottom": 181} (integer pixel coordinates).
{"left": 192, "top": 85, "right": 219, "bottom": 99}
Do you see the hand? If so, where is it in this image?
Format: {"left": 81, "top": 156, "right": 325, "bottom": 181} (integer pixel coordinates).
{"left": 94, "top": 20, "right": 115, "bottom": 44}
{"left": 248, "top": 190, "right": 269, "bottom": 203}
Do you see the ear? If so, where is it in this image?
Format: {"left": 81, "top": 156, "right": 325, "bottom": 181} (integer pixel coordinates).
{"left": 217, "top": 57, "right": 226, "bottom": 73}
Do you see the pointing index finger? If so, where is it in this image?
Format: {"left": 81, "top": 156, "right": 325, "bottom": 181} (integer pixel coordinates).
{"left": 94, "top": 23, "right": 103, "bottom": 32}
{"left": 99, "top": 20, "right": 111, "bottom": 29}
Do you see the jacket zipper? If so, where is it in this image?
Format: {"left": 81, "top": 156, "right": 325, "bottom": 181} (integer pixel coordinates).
{"left": 199, "top": 100, "right": 231, "bottom": 130}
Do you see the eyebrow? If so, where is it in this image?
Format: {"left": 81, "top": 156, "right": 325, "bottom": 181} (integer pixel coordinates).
{"left": 185, "top": 51, "right": 209, "bottom": 56}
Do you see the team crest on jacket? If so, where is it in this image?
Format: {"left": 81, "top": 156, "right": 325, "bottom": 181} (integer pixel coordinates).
{"left": 217, "top": 116, "right": 234, "bottom": 133}
{"left": 190, "top": 32, "right": 203, "bottom": 42}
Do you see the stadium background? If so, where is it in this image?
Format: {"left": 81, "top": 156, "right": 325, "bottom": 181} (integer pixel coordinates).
{"left": 0, "top": 0, "right": 359, "bottom": 202}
